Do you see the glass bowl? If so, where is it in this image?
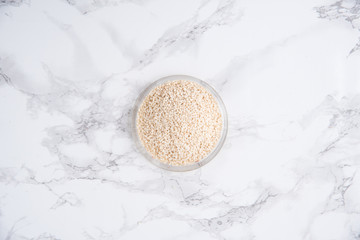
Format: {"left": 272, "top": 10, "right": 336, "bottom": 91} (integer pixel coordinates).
{"left": 131, "top": 75, "right": 228, "bottom": 172}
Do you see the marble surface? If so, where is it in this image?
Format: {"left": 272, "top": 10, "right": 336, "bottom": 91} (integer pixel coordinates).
{"left": 1, "top": 0, "right": 360, "bottom": 239}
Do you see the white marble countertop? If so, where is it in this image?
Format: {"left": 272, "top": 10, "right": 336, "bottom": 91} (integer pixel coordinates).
{"left": 1, "top": 0, "right": 360, "bottom": 239}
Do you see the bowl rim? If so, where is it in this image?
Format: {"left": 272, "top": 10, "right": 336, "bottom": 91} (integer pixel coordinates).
{"left": 131, "top": 75, "right": 228, "bottom": 172}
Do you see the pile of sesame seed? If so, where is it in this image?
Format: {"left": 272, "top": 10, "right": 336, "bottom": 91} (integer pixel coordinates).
{"left": 136, "top": 80, "right": 223, "bottom": 166}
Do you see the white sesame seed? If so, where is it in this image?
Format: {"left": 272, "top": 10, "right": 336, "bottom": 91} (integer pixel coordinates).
{"left": 136, "top": 80, "right": 223, "bottom": 166}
